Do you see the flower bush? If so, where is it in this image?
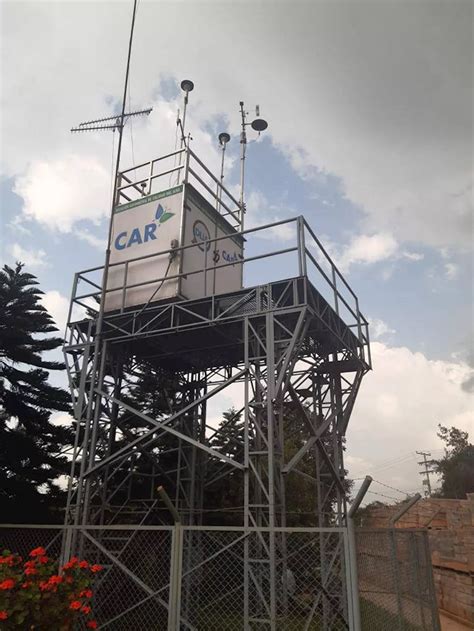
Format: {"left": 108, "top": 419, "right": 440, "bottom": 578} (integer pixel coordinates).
{"left": 0, "top": 547, "right": 102, "bottom": 629}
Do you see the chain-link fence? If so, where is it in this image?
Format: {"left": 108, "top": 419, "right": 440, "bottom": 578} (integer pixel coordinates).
{"left": 0, "top": 525, "right": 439, "bottom": 630}
{"left": 356, "top": 528, "right": 440, "bottom": 631}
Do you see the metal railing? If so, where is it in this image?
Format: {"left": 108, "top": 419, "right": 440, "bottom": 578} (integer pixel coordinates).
{"left": 117, "top": 147, "right": 242, "bottom": 229}
{"left": 67, "top": 216, "right": 370, "bottom": 359}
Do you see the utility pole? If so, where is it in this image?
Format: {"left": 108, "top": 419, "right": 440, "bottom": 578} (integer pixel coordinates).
{"left": 417, "top": 451, "right": 436, "bottom": 497}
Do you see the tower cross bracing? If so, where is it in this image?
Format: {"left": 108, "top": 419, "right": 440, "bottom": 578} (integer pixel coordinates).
{"left": 63, "top": 150, "right": 370, "bottom": 630}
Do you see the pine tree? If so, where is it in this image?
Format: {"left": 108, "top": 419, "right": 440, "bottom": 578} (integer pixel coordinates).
{"left": 0, "top": 263, "right": 72, "bottom": 522}
{"left": 206, "top": 407, "right": 245, "bottom": 524}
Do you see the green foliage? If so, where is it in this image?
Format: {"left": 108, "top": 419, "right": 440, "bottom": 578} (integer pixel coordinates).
{"left": 0, "top": 547, "right": 101, "bottom": 629}
{"left": 206, "top": 408, "right": 245, "bottom": 524}
{"left": 0, "top": 263, "right": 72, "bottom": 522}
{"left": 205, "top": 404, "right": 352, "bottom": 526}
{"left": 432, "top": 424, "right": 474, "bottom": 499}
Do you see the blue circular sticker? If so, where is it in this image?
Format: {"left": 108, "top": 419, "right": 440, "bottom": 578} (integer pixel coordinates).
{"left": 192, "top": 220, "right": 211, "bottom": 252}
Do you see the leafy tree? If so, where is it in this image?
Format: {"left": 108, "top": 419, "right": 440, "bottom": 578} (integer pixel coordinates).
{"left": 432, "top": 424, "right": 474, "bottom": 499}
{"left": 0, "top": 263, "right": 72, "bottom": 522}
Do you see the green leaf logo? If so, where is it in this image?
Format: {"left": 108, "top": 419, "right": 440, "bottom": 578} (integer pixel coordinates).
{"left": 159, "top": 212, "right": 174, "bottom": 223}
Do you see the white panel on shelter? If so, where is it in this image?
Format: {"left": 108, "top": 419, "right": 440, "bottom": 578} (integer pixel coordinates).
{"left": 181, "top": 188, "right": 243, "bottom": 300}
{"left": 105, "top": 186, "right": 183, "bottom": 311}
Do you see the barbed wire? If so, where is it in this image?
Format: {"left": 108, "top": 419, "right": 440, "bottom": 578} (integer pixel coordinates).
{"left": 365, "top": 489, "right": 402, "bottom": 503}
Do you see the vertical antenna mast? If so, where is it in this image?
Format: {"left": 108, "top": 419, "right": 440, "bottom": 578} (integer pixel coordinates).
{"left": 238, "top": 101, "right": 268, "bottom": 231}
{"left": 98, "top": 0, "right": 139, "bottom": 334}
{"left": 70, "top": 1, "right": 151, "bottom": 327}
{"left": 239, "top": 101, "right": 248, "bottom": 226}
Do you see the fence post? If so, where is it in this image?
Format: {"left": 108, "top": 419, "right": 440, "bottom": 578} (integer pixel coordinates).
{"left": 168, "top": 524, "right": 184, "bottom": 631}
{"left": 389, "top": 494, "right": 422, "bottom": 527}
{"left": 389, "top": 494, "right": 422, "bottom": 630}
{"left": 347, "top": 475, "right": 373, "bottom": 631}
{"left": 59, "top": 526, "right": 73, "bottom": 570}
{"left": 423, "top": 531, "right": 442, "bottom": 631}
{"left": 389, "top": 529, "right": 404, "bottom": 631}
{"left": 158, "top": 486, "right": 183, "bottom": 631}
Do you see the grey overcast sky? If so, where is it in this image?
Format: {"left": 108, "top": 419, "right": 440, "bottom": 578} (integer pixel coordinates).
{"left": 1, "top": 0, "right": 473, "bottom": 501}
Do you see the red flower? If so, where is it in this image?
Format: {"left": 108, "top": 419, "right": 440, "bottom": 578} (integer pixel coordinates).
{"left": 29, "top": 547, "right": 46, "bottom": 557}
{"left": 78, "top": 560, "right": 89, "bottom": 569}
{"left": 63, "top": 556, "right": 79, "bottom": 570}
{"left": 38, "top": 555, "right": 49, "bottom": 564}
{"left": 81, "top": 605, "right": 91, "bottom": 614}
{"left": 24, "top": 560, "right": 36, "bottom": 568}
{"left": 86, "top": 621, "right": 98, "bottom": 629}
{"left": 21, "top": 582, "right": 31, "bottom": 589}
{"left": 80, "top": 589, "right": 93, "bottom": 598}
{"left": 90, "top": 564, "right": 103, "bottom": 573}
{"left": 69, "top": 600, "right": 82, "bottom": 610}
{"left": 0, "top": 611, "right": 8, "bottom": 620}
{"left": 39, "top": 581, "right": 51, "bottom": 592}
{"left": 0, "top": 556, "right": 14, "bottom": 566}
{"left": 0, "top": 579, "right": 15, "bottom": 590}
{"left": 48, "top": 575, "right": 63, "bottom": 585}
{"left": 25, "top": 567, "right": 37, "bottom": 576}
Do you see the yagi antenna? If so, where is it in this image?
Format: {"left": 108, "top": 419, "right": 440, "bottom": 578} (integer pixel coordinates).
{"left": 69, "top": 0, "right": 149, "bottom": 340}
{"left": 71, "top": 107, "right": 152, "bottom": 133}
{"left": 239, "top": 101, "right": 269, "bottom": 229}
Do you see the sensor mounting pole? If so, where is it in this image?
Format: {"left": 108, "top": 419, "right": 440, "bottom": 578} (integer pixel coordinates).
{"left": 238, "top": 101, "right": 268, "bottom": 231}
{"left": 217, "top": 132, "right": 231, "bottom": 212}
{"left": 239, "top": 101, "right": 248, "bottom": 228}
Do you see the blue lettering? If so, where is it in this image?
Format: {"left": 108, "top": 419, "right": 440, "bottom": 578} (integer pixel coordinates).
{"left": 127, "top": 227, "right": 143, "bottom": 247}
{"left": 223, "top": 250, "right": 238, "bottom": 263}
{"left": 115, "top": 232, "right": 127, "bottom": 250}
{"left": 144, "top": 222, "right": 157, "bottom": 242}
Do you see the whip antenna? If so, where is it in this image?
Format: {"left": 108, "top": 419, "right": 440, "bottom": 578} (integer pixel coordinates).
{"left": 69, "top": 0, "right": 148, "bottom": 338}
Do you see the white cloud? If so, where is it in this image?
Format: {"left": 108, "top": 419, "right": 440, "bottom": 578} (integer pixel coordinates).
{"left": 337, "top": 233, "right": 399, "bottom": 270}
{"left": 402, "top": 251, "right": 424, "bottom": 262}
{"left": 76, "top": 229, "right": 107, "bottom": 250}
{"left": 8, "top": 243, "right": 48, "bottom": 268}
{"left": 444, "top": 262, "right": 459, "bottom": 280}
{"left": 245, "top": 191, "right": 297, "bottom": 242}
{"left": 347, "top": 342, "right": 474, "bottom": 494}
{"left": 309, "top": 232, "right": 423, "bottom": 273}
{"left": 2, "top": 2, "right": 471, "bottom": 250}
{"left": 14, "top": 155, "right": 110, "bottom": 233}
{"left": 368, "top": 318, "right": 396, "bottom": 340}
{"left": 41, "top": 290, "right": 70, "bottom": 332}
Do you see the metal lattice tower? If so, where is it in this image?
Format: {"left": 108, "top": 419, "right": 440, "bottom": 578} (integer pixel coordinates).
{"left": 62, "top": 145, "right": 370, "bottom": 629}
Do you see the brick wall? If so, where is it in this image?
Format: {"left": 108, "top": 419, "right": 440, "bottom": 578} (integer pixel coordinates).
{"left": 362, "top": 494, "right": 474, "bottom": 625}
